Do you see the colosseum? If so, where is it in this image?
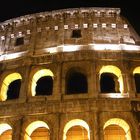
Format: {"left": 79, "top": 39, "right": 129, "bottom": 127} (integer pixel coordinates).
{"left": 0, "top": 7, "right": 140, "bottom": 140}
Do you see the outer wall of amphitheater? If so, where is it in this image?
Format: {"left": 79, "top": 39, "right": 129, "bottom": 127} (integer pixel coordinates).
{"left": 0, "top": 7, "right": 140, "bottom": 140}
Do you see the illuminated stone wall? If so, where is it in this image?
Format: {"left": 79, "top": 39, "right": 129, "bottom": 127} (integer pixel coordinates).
{"left": 0, "top": 7, "right": 140, "bottom": 140}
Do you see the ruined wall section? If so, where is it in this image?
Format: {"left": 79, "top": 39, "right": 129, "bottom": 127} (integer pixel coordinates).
{"left": 0, "top": 7, "right": 137, "bottom": 57}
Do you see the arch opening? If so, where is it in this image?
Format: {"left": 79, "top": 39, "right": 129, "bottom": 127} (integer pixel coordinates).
{"left": 0, "top": 73, "right": 22, "bottom": 101}
{"left": 133, "top": 67, "right": 140, "bottom": 93}
{"left": 35, "top": 76, "right": 53, "bottom": 96}
{"left": 134, "top": 74, "right": 140, "bottom": 93}
{"left": 63, "top": 119, "right": 90, "bottom": 140}
{"left": 100, "top": 73, "right": 119, "bottom": 93}
{"left": 99, "top": 65, "right": 123, "bottom": 94}
{"left": 24, "top": 121, "right": 50, "bottom": 140}
{"left": 103, "top": 118, "right": 132, "bottom": 140}
{"left": 31, "top": 69, "right": 54, "bottom": 96}
{"left": 66, "top": 70, "right": 88, "bottom": 94}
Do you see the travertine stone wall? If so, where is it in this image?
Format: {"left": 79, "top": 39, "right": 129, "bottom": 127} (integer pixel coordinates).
{"left": 0, "top": 7, "right": 140, "bottom": 140}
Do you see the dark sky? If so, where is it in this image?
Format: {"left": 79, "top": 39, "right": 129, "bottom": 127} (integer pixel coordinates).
{"left": 0, "top": 0, "right": 139, "bottom": 35}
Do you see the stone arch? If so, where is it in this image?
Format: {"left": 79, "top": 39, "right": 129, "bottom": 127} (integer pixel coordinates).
{"left": 0, "top": 73, "right": 22, "bottom": 101}
{"left": 0, "top": 123, "right": 12, "bottom": 140}
{"left": 133, "top": 66, "right": 140, "bottom": 93}
{"left": 103, "top": 118, "right": 132, "bottom": 140}
{"left": 24, "top": 120, "right": 50, "bottom": 140}
{"left": 65, "top": 67, "right": 88, "bottom": 94}
{"left": 99, "top": 65, "right": 123, "bottom": 94}
{"left": 31, "top": 69, "right": 54, "bottom": 96}
{"left": 63, "top": 119, "right": 90, "bottom": 140}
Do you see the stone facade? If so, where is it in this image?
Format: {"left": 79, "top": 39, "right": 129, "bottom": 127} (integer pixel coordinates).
{"left": 0, "top": 7, "right": 140, "bottom": 140}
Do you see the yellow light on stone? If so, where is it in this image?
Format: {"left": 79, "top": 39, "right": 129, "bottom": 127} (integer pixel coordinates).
{"left": 31, "top": 69, "right": 54, "bottom": 96}
{"left": 63, "top": 119, "right": 90, "bottom": 140}
{"left": 133, "top": 66, "right": 140, "bottom": 74}
{"left": 0, "top": 73, "right": 22, "bottom": 101}
{"left": 24, "top": 121, "right": 49, "bottom": 140}
{"left": 99, "top": 65, "right": 124, "bottom": 94}
{"left": 104, "top": 118, "right": 132, "bottom": 140}
{"left": 0, "top": 123, "right": 12, "bottom": 135}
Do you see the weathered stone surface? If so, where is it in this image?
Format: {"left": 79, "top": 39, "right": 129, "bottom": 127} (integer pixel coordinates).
{"left": 0, "top": 7, "right": 140, "bottom": 140}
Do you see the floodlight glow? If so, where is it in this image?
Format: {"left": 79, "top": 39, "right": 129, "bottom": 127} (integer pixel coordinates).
{"left": 100, "top": 93, "right": 128, "bottom": 98}
{"left": 0, "top": 43, "right": 140, "bottom": 62}
{"left": 62, "top": 45, "right": 81, "bottom": 52}
{"left": 90, "top": 44, "right": 140, "bottom": 51}
{"left": 99, "top": 65, "right": 121, "bottom": 78}
{"left": 0, "top": 124, "right": 12, "bottom": 135}
{"left": 93, "top": 44, "right": 121, "bottom": 50}
{"left": 0, "top": 51, "right": 28, "bottom": 61}
{"left": 133, "top": 67, "right": 140, "bottom": 74}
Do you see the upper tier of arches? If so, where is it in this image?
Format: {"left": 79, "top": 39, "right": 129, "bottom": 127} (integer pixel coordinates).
{"left": 0, "top": 65, "right": 140, "bottom": 101}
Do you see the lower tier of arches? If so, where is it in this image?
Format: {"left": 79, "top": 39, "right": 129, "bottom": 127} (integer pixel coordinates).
{"left": 0, "top": 111, "right": 139, "bottom": 140}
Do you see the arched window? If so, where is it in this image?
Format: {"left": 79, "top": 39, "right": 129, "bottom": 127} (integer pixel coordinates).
{"left": 36, "top": 76, "right": 53, "bottom": 96}
{"left": 99, "top": 65, "right": 123, "bottom": 94}
{"left": 31, "top": 69, "right": 54, "bottom": 96}
{"left": 63, "top": 119, "right": 90, "bottom": 140}
{"left": 133, "top": 67, "right": 140, "bottom": 93}
{"left": 100, "top": 73, "right": 119, "bottom": 93}
{"left": 0, "top": 124, "right": 12, "bottom": 140}
{"left": 0, "top": 73, "right": 22, "bottom": 101}
{"left": 24, "top": 121, "right": 50, "bottom": 140}
{"left": 103, "top": 118, "right": 132, "bottom": 140}
{"left": 66, "top": 69, "right": 88, "bottom": 94}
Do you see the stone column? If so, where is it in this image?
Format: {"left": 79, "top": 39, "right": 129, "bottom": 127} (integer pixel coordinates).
{"left": 93, "top": 112, "right": 100, "bottom": 140}
{"left": 19, "top": 65, "right": 31, "bottom": 101}
{"left": 99, "top": 128, "right": 104, "bottom": 140}
{"left": 12, "top": 117, "right": 23, "bottom": 140}
{"left": 89, "top": 62, "right": 99, "bottom": 98}
{"left": 50, "top": 113, "right": 60, "bottom": 140}
{"left": 52, "top": 62, "right": 62, "bottom": 100}
{"left": 121, "top": 73, "right": 128, "bottom": 94}
{"left": 96, "top": 73, "right": 100, "bottom": 97}
{"left": 125, "top": 73, "right": 136, "bottom": 98}
{"left": 95, "top": 111, "right": 104, "bottom": 140}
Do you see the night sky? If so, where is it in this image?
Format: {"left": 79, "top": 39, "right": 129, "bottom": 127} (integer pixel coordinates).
{"left": 0, "top": 0, "right": 139, "bottom": 35}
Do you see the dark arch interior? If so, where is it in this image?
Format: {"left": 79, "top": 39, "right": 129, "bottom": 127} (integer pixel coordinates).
{"left": 7, "top": 79, "right": 21, "bottom": 100}
{"left": 35, "top": 76, "right": 53, "bottom": 96}
{"left": 66, "top": 71, "right": 88, "bottom": 94}
{"left": 15, "top": 37, "right": 24, "bottom": 46}
{"left": 134, "top": 73, "right": 140, "bottom": 93}
{"left": 100, "top": 73, "right": 119, "bottom": 93}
